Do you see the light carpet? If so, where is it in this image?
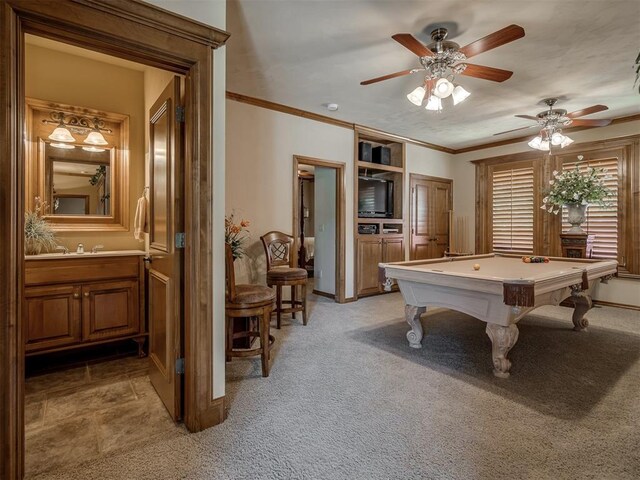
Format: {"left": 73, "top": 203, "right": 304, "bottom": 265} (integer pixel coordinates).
{"left": 34, "top": 292, "right": 640, "bottom": 480}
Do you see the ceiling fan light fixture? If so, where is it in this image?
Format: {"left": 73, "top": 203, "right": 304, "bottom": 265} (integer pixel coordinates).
{"left": 452, "top": 85, "right": 471, "bottom": 105}
{"left": 539, "top": 139, "right": 550, "bottom": 151}
{"left": 406, "top": 86, "right": 427, "bottom": 106}
{"left": 425, "top": 95, "right": 442, "bottom": 112}
{"left": 84, "top": 130, "right": 108, "bottom": 146}
{"left": 48, "top": 126, "right": 76, "bottom": 143}
{"left": 560, "top": 136, "right": 574, "bottom": 148}
{"left": 433, "top": 78, "right": 454, "bottom": 98}
{"left": 551, "top": 131, "right": 565, "bottom": 146}
{"left": 528, "top": 136, "right": 543, "bottom": 149}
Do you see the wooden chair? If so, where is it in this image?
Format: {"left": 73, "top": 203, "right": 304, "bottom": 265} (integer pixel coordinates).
{"left": 261, "top": 231, "right": 308, "bottom": 329}
{"left": 225, "top": 244, "right": 276, "bottom": 377}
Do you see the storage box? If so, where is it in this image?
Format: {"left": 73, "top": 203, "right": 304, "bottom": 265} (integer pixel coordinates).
{"left": 358, "top": 142, "right": 372, "bottom": 162}
{"left": 372, "top": 146, "right": 391, "bottom": 165}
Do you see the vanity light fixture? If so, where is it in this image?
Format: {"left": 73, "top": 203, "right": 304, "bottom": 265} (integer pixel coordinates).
{"left": 50, "top": 142, "right": 75, "bottom": 149}
{"left": 43, "top": 111, "right": 112, "bottom": 146}
{"left": 82, "top": 146, "right": 107, "bottom": 152}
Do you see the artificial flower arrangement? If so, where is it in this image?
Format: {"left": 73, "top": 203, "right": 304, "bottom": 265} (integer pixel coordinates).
{"left": 224, "top": 212, "right": 250, "bottom": 260}
{"left": 24, "top": 197, "right": 57, "bottom": 255}
{"left": 541, "top": 155, "right": 612, "bottom": 215}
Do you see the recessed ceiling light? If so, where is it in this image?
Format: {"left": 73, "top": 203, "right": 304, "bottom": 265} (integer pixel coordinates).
{"left": 326, "top": 103, "right": 339, "bottom": 111}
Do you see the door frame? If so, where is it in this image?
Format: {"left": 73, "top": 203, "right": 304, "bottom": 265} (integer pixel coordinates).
{"left": 292, "top": 155, "right": 347, "bottom": 303}
{"left": 0, "top": 1, "right": 229, "bottom": 478}
{"left": 409, "top": 173, "right": 453, "bottom": 260}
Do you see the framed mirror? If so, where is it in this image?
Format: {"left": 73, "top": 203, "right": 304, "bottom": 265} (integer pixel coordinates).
{"left": 25, "top": 98, "right": 129, "bottom": 231}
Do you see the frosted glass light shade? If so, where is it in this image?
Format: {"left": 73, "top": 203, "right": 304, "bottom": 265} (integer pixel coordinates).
{"left": 560, "top": 136, "right": 574, "bottom": 148}
{"left": 82, "top": 146, "right": 106, "bottom": 152}
{"left": 527, "top": 136, "right": 542, "bottom": 149}
{"left": 539, "top": 139, "right": 550, "bottom": 151}
{"left": 50, "top": 142, "right": 75, "bottom": 149}
{"left": 84, "top": 130, "right": 108, "bottom": 145}
{"left": 433, "top": 78, "right": 454, "bottom": 98}
{"left": 406, "top": 86, "right": 426, "bottom": 106}
{"left": 452, "top": 85, "right": 470, "bottom": 105}
{"left": 48, "top": 127, "right": 75, "bottom": 143}
{"left": 425, "top": 95, "right": 442, "bottom": 111}
{"left": 551, "top": 131, "right": 565, "bottom": 145}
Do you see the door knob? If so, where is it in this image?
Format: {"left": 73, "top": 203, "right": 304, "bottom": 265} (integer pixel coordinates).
{"left": 83, "top": 292, "right": 90, "bottom": 297}
{"left": 73, "top": 293, "right": 80, "bottom": 299}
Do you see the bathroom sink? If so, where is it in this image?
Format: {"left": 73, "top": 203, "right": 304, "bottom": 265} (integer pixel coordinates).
{"left": 25, "top": 249, "right": 146, "bottom": 260}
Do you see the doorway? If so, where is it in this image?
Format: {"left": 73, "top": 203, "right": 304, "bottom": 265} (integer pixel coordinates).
{"left": 409, "top": 174, "right": 453, "bottom": 260}
{"left": 292, "top": 156, "right": 346, "bottom": 303}
{"left": 0, "top": 2, "right": 228, "bottom": 478}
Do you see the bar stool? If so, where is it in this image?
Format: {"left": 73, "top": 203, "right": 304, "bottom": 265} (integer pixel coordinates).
{"left": 260, "top": 231, "right": 308, "bottom": 329}
{"left": 225, "top": 244, "right": 276, "bottom": 377}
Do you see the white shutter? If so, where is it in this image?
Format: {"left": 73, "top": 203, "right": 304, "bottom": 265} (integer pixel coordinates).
{"left": 491, "top": 166, "right": 534, "bottom": 253}
{"left": 561, "top": 158, "right": 618, "bottom": 259}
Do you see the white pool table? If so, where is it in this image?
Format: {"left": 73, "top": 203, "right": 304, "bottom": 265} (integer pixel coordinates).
{"left": 380, "top": 253, "right": 618, "bottom": 377}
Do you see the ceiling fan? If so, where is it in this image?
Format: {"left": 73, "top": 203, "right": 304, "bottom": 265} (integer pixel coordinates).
{"left": 494, "top": 98, "right": 612, "bottom": 150}
{"left": 360, "top": 24, "right": 525, "bottom": 110}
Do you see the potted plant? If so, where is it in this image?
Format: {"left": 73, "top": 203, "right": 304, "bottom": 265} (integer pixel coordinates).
{"left": 224, "top": 213, "right": 250, "bottom": 260}
{"left": 24, "top": 197, "right": 57, "bottom": 255}
{"left": 541, "top": 155, "right": 612, "bottom": 234}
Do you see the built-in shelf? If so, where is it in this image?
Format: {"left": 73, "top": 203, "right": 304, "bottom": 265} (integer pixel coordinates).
{"left": 356, "top": 161, "right": 403, "bottom": 174}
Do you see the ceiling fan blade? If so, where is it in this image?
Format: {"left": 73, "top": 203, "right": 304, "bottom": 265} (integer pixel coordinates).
{"left": 566, "top": 118, "right": 612, "bottom": 128}
{"left": 566, "top": 104, "right": 609, "bottom": 118}
{"left": 459, "top": 24, "right": 525, "bottom": 58}
{"left": 493, "top": 125, "right": 537, "bottom": 136}
{"left": 392, "top": 33, "right": 434, "bottom": 57}
{"left": 458, "top": 63, "right": 513, "bottom": 82}
{"left": 515, "top": 115, "right": 538, "bottom": 121}
{"left": 360, "top": 69, "right": 414, "bottom": 85}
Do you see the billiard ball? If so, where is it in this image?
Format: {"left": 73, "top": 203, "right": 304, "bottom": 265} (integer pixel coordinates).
{"left": 473, "top": 264, "right": 480, "bottom": 271}
{"left": 524, "top": 257, "right": 531, "bottom": 263}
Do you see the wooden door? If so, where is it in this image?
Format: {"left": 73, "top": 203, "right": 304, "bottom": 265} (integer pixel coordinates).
{"left": 357, "top": 238, "right": 383, "bottom": 295}
{"left": 383, "top": 237, "right": 404, "bottom": 263}
{"left": 410, "top": 176, "right": 452, "bottom": 260}
{"left": 81, "top": 280, "right": 139, "bottom": 341}
{"left": 24, "top": 285, "right": 81, "bottom": 352}
{"left": 148, "top": 76, "right": 184, "bottom": 421}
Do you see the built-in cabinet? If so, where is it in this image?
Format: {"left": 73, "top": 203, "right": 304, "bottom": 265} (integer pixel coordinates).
{"left": 24, "top": 254, "right": 146, "bottom": 356}
{"left": 355, "top": 128, "right": 407, "bottom": 297}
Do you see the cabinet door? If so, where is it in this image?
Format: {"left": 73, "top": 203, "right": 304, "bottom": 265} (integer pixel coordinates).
{"left": 357, "top": 238, "right": 383, "bottom": 295}
{"left": 383, "top": 238, "right": 404, "bottom": 263}
{"left": 24, "top": 285, "right": 81, "bottom": 352}
{"left": 82, "top": 280, "right": 140, "bottom": 341}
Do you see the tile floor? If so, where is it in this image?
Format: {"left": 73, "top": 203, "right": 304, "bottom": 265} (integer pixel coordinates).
{"left": 25, "top": 352, "right": 187, "bottom": 478}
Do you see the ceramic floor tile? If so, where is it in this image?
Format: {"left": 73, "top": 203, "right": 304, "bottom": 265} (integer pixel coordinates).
{"left": 24, "top": 400, "right": 45, "bottom": 432}
{"left": 25, "top": 415, "right": 99, "bottom": 477}
{"left": 45, "top": 379, "right": 136, "bottom": 424}
{"left": 130, "top": 375, "right": 157, "bottom": 400}
{"left": 94, "top": 393, "right": 184, "bottom": 454}
{"left": 25, "top": 365, "right": 89, "bottom": 396}
{"left": 87, "top": 357, "right": 134, "bottom": 381}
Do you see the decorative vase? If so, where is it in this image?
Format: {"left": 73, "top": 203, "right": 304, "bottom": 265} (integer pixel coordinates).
{"left": 565, "top": 203, "right": 588, "bottom": 234}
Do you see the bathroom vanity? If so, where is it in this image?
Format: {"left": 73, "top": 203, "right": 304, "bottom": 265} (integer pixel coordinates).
{"left": 24, "top": 251, "right": 147, "bottom": 356}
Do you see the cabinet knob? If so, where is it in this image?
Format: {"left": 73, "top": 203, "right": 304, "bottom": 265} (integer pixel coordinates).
{"left": 83, "top": 292, "right": 90, "bottom": 297}
{"left": 73, "top": 293, "right": 80, "bottom": 299}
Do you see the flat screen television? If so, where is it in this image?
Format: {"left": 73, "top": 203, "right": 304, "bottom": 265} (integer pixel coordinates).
{"left": 358, "top": 176, "right": 394, "bottom": 218}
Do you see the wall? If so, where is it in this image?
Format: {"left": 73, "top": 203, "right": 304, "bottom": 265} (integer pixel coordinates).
{"left": 314, "top": 166, "right": 336, "bottom": 294}
{"left": 144, "top": 0, "right": 228, "bottom": 399}
{"left": 453, "top": 120, "right": 640, "bottom": 307}
{"left": 25, "top": 43, "right": 145, "bottom": 251}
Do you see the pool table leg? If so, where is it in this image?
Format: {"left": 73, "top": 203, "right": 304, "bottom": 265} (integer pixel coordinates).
{"left": 486, "top": 323, "right": 519, "bottom": 378}
{"left": 571, "top": 292, "right": 592, "bottom": 331}
{"left": 405, "top": 305, "right": 426, "bottom": 349}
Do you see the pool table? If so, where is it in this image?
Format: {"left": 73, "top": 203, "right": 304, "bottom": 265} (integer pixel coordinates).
{"left": 379, "top": 253, "right": 617, "bottom": 377}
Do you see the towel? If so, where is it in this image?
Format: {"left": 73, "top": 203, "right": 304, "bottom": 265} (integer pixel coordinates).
{"left": 133, "top": 194, "right": 147, "bottom": 241}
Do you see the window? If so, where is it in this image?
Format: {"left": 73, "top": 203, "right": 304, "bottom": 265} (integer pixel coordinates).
{"left": 491, "top": 165, "right": 535, "bottom": 253}
{"left": 561, "top": 157, "right": 619, "bottom": 259}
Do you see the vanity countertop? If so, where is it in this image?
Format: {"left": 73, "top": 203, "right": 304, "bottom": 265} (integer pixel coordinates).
{"left": 25, "top": 250, "right": 147, "bottom": 260}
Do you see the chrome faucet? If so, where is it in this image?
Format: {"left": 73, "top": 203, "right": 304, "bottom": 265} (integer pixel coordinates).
{"left": 55, "top": 245, "right": 69, "bottom": 254}
{"left": 91, "top": 244, "right": 105, "bottom": 254}
{"left": 76, "top": 243, "right": 84, "bottom": 254}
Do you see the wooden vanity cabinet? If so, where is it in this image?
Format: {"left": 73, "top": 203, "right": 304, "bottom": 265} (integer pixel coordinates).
{"left": 356, "top": 236, "right": 404, "bottom": 296}
{"left": 24, "top": 255, "right": 146, "bottom": 356}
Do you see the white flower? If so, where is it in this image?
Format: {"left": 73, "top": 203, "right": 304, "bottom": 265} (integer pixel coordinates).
{"left": 561, "top": 190, "right": 566, "bottom": 195}
{"left": 543, "top": 197, "right": 548, "bottom": 203}
{"left": 573, "top": 193, "right": 579, "bottom": 200}
{"left": 549, "top": 180, "right": 555, "bottom": 185}
{"left": 552, "top": 170, "right": 559, "bottom": 177}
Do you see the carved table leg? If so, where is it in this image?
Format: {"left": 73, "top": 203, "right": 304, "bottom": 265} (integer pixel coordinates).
{"left": 571, "top": 292, "right": 592, "bottom": 331}
{"left": 485, "top": 323, "right": 519, "bottom": 378}
{"left": 405, "top": 305, "right": 426, "bottom": 349}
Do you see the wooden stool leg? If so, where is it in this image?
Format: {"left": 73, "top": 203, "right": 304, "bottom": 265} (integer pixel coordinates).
{"left": 276, "top": 285, "right": 282, "bottom": 329}
{"left": 260, "top": 308, "right": 270, "bottom": 377}
{"left": 291, "top": 285, "right": 297, "bottom": 320}
{"left": 226, "top": 315, "right": 232, "bottom": 362}
{"left": 302, "top": 282, "right": 308, "bottom": 326}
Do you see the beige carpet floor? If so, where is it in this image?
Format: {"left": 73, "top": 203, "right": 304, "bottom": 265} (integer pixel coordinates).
{"left": 33, "top": 291, "right": 640, "bottom": 480}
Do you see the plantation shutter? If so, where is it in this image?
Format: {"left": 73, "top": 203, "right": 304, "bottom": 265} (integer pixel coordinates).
{"left": 561, "top": 158, "right": 619, "bottom": 259}
{"left": 491, "top": 166, "right": 535, "bottom": 253}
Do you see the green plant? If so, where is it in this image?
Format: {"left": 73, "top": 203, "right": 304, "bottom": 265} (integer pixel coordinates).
{"left": 24, "top": 197, "right": 57, "bottom": 254}
{"left": 89, "top": 165, "right": 107, "bottom": 186}
{"left": 541, "top": 155, "right": 612, "bottom": 215}
{"left": 635, "top": 51, "right": 640, "bottom": 94}
{"left": 225, "top": 213, "right": 250, "bottom": 260}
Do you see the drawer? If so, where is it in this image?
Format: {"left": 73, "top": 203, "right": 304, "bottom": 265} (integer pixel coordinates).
{"left": 25, "top": 255, "right": 141, "bottom": 286}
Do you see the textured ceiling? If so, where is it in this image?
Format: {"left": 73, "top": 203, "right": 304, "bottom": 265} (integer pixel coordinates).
{"left": 227, "top": 0, "right": 640, "bottom": 149}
